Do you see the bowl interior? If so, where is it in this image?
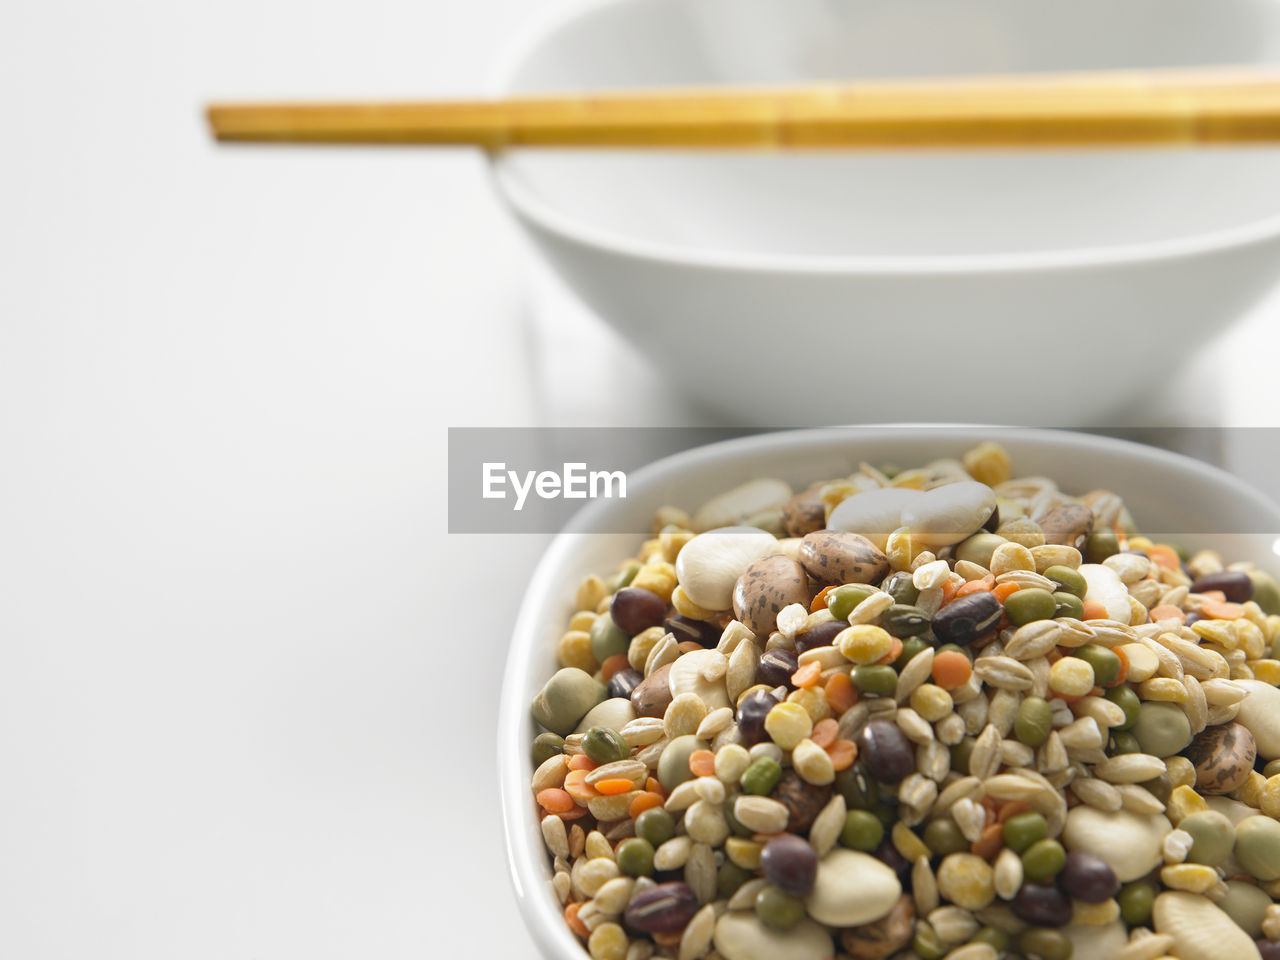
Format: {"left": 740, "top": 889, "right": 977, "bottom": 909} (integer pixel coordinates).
{"left": 498, "top": 0, "right": 1280, "bottom": 261}
{"left": 499, "top": 427, "right": 1280, "bottom": 958}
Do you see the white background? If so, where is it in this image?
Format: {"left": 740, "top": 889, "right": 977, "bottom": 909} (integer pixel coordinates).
{"left": 3, "top": 1, "right": 1280, "bottom": 958}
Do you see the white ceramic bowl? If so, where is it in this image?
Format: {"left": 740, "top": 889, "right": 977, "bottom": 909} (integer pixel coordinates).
{"left": 497, "top": 426, "right": 1280, "bottom": 959}
{"left": 492, "top": 0, "right": 1280, "bottom": 425}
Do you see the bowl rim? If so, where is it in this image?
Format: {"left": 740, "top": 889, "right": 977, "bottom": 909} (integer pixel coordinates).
{"left": 488, "top": 0, "right": 1280, "bottom": 277}
{"left": 496, "top": 424, "right": 1280, "bottom": 959}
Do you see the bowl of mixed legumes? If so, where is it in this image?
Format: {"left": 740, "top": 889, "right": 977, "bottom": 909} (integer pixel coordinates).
{"left": 499, "top": 428, "right": 1280, "bottom": 960}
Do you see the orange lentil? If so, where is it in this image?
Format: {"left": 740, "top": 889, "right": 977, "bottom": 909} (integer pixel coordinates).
{"left": 1147, "top": 544, "right": 1181, "bottom": 571}
{"left": 972, "top": 823, "right": 1005, "bottom": 860}
{"left": 1201, "top": 590, "right": 1227, "bottom": 602}
{"left": 558, "top": 805, "right": 589, "bottom": 821}
{"left": 1081, "top": 600, "right": 1109, "bottom": 620}
{"left": 629, "top": 791, "right": 663, "bottom": 819}
{"left": 688, "top": 750, "right": 716, "bottom": 778}
{"left": 811, "top": 585, "right": 836, "bottom": 613}
{"left": 565, "top": 902, "right": 589, "bottom": 939}
{"left": 824, "top": 672, "right": 857, "bottom": 715}
{"left": 792, "top": 661, "right": 823, "bottom": 689}
{"left": 537, "top": 788, "right": 576, "bottom": 815}
{"left": 567, "top": 754, "right": 596, "bottom": 772}
{"left": 1201, "top": 598, "right": 1245, "bottom": 620}
{"left": 1111, "top": 646, "right": 1130, "bottom": 686}
{"left": 997, "top": 801, "right": 1031, "bottom": 824}
{"left": 600, "top": 653, "right": 630, "bottom": 682}
{"left": 956, "top": 576, "right": 996, "bottom": 598}
{"left": 980, "top": 796, "right": 999, "bottom": 821}
{"left": 645, "top": 777, "right": 665, "bottom": 797}
{"left": 594, "top": 778, "right": 635, "bottom": 796}
{"left": 993, "top": 582, "right": 1021, "bottom": 603}
{"left": 677, "top": 640, "right": 703, "bottom": 654}
{"left": 876, "top": 637, "right": 904, "bottom": 666}
{"left": 564, "top": 770, "right": 600, "bottom": 801}
{"left": 931, "top": 650, "right": 973, "bottom": 690}
{"left": 811, "top": 717, "right": 839, "bottom": 749}
{"left": 826, "top": 739, "right": 857, "bottom": 771}
{"left": 1147, "top": 604, "right": 1186, "bottom": 624}
{"left": 940, "top": 579, "right": 960, "bottom": 606}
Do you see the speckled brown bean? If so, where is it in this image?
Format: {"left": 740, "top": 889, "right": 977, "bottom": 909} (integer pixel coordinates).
{"left": 732, "top": 555, "right": 811, "bottom": 638}
{"left": 782, "top": 483, "right": 829, "bottom": 538}
{"left": 1185, "top": 722, "right": 1257, "bottom": 795}
{"left": 839, "top": 894, "right": 915, "bottom": 960}
{"left": 772, "top": 769, "right": 833, "bottom": 834}
{"left": 798, "top": 531, "right": 891, "bottom": 587}
{"left": 631, "top": 662, "right": 674, "bottom": 719}
{"left": 1036, "top": 502, "right": 1095, "bottom": 549}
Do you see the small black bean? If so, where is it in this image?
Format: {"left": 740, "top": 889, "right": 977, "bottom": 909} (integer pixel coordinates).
{"left": 1257, "top": 940, "right": 1280, "bottom": 960}
{"left": 1190, "top": 571, "right": 1254, "bottom": 604}
{"left": 758, "top": 649, "right": 800, "bottom": 688}
{"left": 795, "top": 619, "right": 846, "bottom": 654}
{"left": 932, "top": 592, "right": 1002, "bottom": 647}
{"left": 835, "top": 764, "right": 880, "bottom": 810}
{"left": 760, "top": 833, "right": 818, "bottom": 896}
{"left": 607, "top": 668, "right": 643, "bottom": 700}
{"left": 858, "top": 719, "right": 915, "bottom": 785}
{"left": 624, "top": 882, "right": 699, "bottom": 933}
{"left": 738, "top": 689, "right": 780, "bottom": 746}
{"left": 664, "top": 614, "right": 719, "bottom": 648}
{"left": 611, "top": 587, "right": 667, "bottom": 636}
{"left": 1011, "top": 883, "right": 1072, "bottom": 928}
{"left": 983, "top": 504, "right": 1000, "bottom": 532}
{"left": 874, "top": 838, "right": 912, "bottom": 885}
{"left": 1059, "top": 850, "right": 1119, "bottom": 903}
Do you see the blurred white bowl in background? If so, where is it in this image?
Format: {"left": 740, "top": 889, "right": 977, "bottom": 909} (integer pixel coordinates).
{"left": 492, "top": 0, "right": 1280, "bottom": 426}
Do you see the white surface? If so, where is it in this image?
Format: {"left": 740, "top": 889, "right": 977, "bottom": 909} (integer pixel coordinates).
{"left": 1, "top": 2, "right": 1279, "bottom": 960}
{"left": 500, "top": 428, "right": 1280, "bottom": 960}
{"left": 495, "top": 0, "right": 1280, "bottom": 425}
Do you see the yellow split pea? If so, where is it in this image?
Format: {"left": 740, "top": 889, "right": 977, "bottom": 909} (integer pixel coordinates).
{"left": 764, "top": 702, "right": 813, "bottom": 750}
{"left": 837, "top": 625, "right": 894, "bottom": 665}
{"left": 1048, "top": 657, "right": 1094, "bottom": 698}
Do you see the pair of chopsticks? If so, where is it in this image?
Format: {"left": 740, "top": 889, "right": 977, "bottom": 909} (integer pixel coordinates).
{"left": 206, "top": 67, "right": 1280, "bottom": 150}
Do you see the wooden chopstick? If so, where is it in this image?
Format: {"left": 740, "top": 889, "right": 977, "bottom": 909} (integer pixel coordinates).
{"left": 207, "top": 67, "right": 1280, "bottom": 149}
